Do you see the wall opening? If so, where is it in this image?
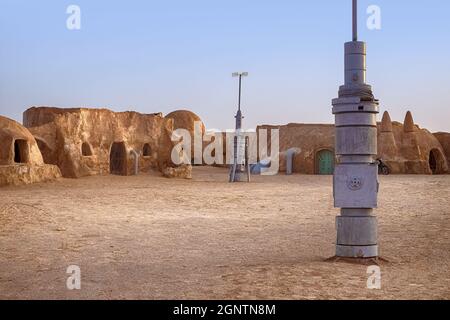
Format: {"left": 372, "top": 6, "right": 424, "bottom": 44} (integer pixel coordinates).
{"left": 36, "top": 138, "right": 52, "bottom": 164}
{"left": 143, "top": 143, "right": 151, "bottom": 157}
{"left": 82, "top": 142, "right": 93, "bottom": 156}
{"left": 110, "top": 142, "right": 127, "bottom": 175}
{"left": 429, "top": 149, "right": 445, "bottom": 174}
{"left": 14, "top": 139, "right": 29, "bottom": 164}
{"left": 315, "top": 149, "right": 334, "bottom": 175}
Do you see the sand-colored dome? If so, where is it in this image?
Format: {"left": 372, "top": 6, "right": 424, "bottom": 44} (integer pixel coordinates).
{"left": 0, "top": 115, "right": 44, "bottom": 166}
{"left": 166, "top": 110, "right": 205, "bottom": 135}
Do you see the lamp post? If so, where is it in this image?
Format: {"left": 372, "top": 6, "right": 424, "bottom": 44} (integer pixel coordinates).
{"left": 230, "top": 72, "right": 251, "bottom": 183}
{"left": 332, "top": 0, "right": 380, "bottom": 259}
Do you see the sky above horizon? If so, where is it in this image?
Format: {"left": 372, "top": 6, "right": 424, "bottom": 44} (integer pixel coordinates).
{"left": 1, "top": 0, "right": 449, "bottom": 132}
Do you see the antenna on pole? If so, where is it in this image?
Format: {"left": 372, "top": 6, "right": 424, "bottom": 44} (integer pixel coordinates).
{"left": 352, "top": 0, "right": 358, "bottom": 41}
{"left": 232, "top": 72, "right": 248, "bottom": 113}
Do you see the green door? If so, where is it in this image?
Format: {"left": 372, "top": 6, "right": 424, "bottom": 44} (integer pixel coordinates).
{"left": 317, "top": 150, "right": 334, "bottom": 175}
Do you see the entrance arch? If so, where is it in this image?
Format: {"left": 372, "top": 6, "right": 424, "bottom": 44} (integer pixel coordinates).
{"left": 82, "top": 142, "right": 93, "bottom": 156}
{"left": 110, "top": 142, "right": 127, "bottom": 175}
{"left": 429, "top": 149, "right": 445, "bottom": 174}
{"left": 316, "top": 149, "right": 334, "bottom": 175}
{"left": 143, "top": 143, "right": 151, "bottom": 157}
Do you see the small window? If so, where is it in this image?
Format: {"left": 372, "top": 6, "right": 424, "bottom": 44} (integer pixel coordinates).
{"left": 82, "top": 142, "right": 93, "bottom": 156}
{"left": 14, "top": 139, "right": 29, "bottom": 164}
{"left": 143, "top": 143, "right": 152, "bottom": 157}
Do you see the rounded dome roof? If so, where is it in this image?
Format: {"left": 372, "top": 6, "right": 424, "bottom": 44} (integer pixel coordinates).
{"left": 0, "top": 116, "right": 37, "bottom": 141}
{"left": 0, "top": 116, "right": 44, "bottom": 165}
{"left": 165, "top": 110, "right": 205, "bottom": 134}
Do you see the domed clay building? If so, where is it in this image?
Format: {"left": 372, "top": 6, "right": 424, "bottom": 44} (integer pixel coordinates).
{"left": 0, "top": 115, "right": 61, "bottom": 186}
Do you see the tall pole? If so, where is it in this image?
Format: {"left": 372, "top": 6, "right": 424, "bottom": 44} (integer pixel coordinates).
{"left": 236, "top": 74, "right": 243, "bottom": 131}
{"left": 238, "top": 74, "right": 242, "bottom": 112}
{"left": 332, "top": 0, "right": 380, "bottom": 259}
{"left": 230, "top": 72, "right": 250, "bottom": 183}
{"left": 352, "top": 0, "right": 358, "bottom": 41}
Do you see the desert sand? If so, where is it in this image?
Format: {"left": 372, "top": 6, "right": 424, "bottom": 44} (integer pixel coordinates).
{"left": 0, "top": 167, "right": 449, "bottom": 300}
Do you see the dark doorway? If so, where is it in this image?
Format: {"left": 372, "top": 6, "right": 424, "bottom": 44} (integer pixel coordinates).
{"left": 429, "top": 149, "right": 444, "bottom": 174}
{"left": 82, "top": 142, "right": 93, "bottom": 156}
{"left": 14, "top": 139, "right": 29, "bottom": 164}
{"left": 143, "top": 143, "right": 151, "bottom": 157}
{"left": 429, "top": 150, "right": 437, "bottom": 174}
{"left": 316, "top": 149, "right": 334, "bottom": 175}
{"left": 110, "top": 142, "right": 127, "bottom": 175}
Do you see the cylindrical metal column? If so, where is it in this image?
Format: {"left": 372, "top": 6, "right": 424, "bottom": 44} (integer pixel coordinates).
{"left": 332, "top": 0, "right": 380, "bottom": 258}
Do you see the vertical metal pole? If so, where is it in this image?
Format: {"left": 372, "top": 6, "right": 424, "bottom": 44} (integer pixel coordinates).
{"left": 352, "top": 0, "right": 358, "bottom": 41}
{"left": 238, "top": 75, "right": 242, "bottom": 112}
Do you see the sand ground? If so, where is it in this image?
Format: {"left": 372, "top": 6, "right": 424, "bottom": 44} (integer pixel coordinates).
{"left": 0, "top": 167, "right": 449, "bottom": 300}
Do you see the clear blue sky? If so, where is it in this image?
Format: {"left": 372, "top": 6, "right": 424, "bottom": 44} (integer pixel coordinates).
{"left": 1, "top": 0, "right": 449, "bottom": 132}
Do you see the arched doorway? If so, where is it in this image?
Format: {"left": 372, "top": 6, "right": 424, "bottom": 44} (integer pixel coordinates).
{"left": 82, "top": 142, "right": 93, "bottom": 156}
{"left": 14, "top": 139, "right": 29, "bottom": 164}
{"left": 429, "top": 149, "right": 445, "bottom": 174}
{"left": 110, "top": 142, "right": 127, "bottom": 175}
{"left": 316, "top": 149, "right": 334, "bottom": 175}
{"left": 143, "top": 143, "right": 151, "bottom": 157}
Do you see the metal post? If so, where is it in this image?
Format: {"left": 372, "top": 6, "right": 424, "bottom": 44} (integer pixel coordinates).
{"left": 352, "top": 0, "right": 358, "bottom": 41}
{"left": 238, "top": 74, "right": 242, "bottom": 112}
